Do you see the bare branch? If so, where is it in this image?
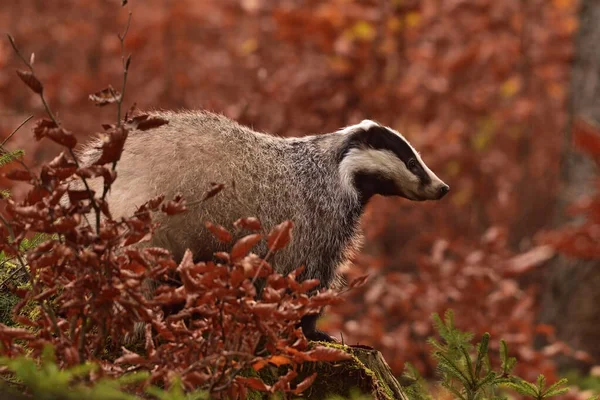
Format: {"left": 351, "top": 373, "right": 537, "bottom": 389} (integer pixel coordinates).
{"left": 1, "top": 115, "right": 33, "bottom": 147}
{"left": 6, "top": 34, "right": 33, "bottom": 72}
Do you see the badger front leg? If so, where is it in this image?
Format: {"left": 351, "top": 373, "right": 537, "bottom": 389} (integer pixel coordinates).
{"left": 299, "top": 313, "right": 337, "bottom": 342}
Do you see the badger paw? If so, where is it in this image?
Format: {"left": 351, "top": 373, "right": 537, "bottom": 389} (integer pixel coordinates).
{"left": 303, "top": 328, "right": 337, "bottom": 343}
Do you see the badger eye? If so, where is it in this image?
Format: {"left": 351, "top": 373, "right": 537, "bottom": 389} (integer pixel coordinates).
{"left": 407, "top": 159, "right": 417, "bottom": 169}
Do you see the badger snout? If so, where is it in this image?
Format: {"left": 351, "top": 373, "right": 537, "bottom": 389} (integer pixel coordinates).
{"left": 437, "top": 184, "right": 450, "bottom": 199}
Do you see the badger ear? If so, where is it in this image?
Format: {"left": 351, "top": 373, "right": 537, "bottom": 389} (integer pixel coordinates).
{"left": 337, "top": 123, "right": 377, "bottom": 162}
{"left": 359, "top": 119, "right": 378, "bottom": 126}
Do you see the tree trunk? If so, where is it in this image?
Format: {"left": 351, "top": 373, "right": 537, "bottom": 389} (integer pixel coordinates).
{"left": 258, "top": 344, "right": 409, "bottom": 400}
{"left": 538, "top": 0, "right": 600, "bottom": 371}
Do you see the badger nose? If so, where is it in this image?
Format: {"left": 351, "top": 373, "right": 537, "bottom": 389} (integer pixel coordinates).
{"left": 438, "top": 185, "right": 450, "bottom": 199}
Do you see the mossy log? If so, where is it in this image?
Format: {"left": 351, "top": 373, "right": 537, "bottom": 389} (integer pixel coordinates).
{"left": 293, "top": 343, "right": 409, "bottom": 400}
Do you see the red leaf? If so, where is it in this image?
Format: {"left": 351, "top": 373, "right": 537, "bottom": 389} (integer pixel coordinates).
{"left": 146, "top": 195, "right": 165, "bottom": 211}
{"left": 127, "top": 114, "right": 169, "bottom": 131}
{"left": 231, "top": 233, "right": 262, "bottom": 261}
{"left": 0, "top": 324, "right": 35, "bottom": 340}
{"left": 12, "top": 316, "right": 37, "bottom": 328}
{"left": 293, "top": 373, "right": 317, "bottom": 394}
{"left": 236, "top": 377, "right": 271, "bottom": 392}
{"left": 348, "top": 274, "right": 370, "bottom": 289}
{"left": 201, "top": 182, "right": 225, "bottom": 202}
{"left": 16, "top": 70, "right": 43, "bottom": 94}
{"left": 33, "top": 119, "right": 77, "bottom": 148}
{"left": 267, "top": 220, "right": 293, "bottom": 251}
{"left": 234, "top": 217, "right": 262, "bottom": 231}
{"left": 67, "top": 190, "right": 95, "bottom": 203}
{"left": 272, "top": 370, "right": 298, "bottom": 392}
{"left": 573, "top": 117, "right": 600, "bottom": 157}
{"left": 115, "top": 348, "right": 147, "bottom": 365}
{"left": 88, "top": 85, "right": 121, "bottom": 106}
{"left": 249, "top": 303, "right": 277, "bottom": 317}
{"left": 161, "top": 194, "right": 187, "bottom": 215}
{"left": 48, "top": 152, "right": 77, "bottom": 169}
{"left": 76, "top": 166, "right": 115, "bottom": 185}
{"left": 298, "top": 279, "right": 320, "bottom": 293}
{"left": 4, "top": 169, "right": 33, "bottom": 181}
{"left": 93, "top": 126, "right": 128, "bottom": 165}
{"left": 205, "top": 221, "right": 232, "bottom": 243}
{"left": 306, "top": 346, "right": 352, "bottom": 362}
{"left": 33, "top": 119, "right": 57, "bottom": 140}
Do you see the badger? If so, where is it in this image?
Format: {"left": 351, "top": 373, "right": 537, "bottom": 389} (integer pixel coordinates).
{"left": 75, "top": 110, "right": 449, "bottom": 342}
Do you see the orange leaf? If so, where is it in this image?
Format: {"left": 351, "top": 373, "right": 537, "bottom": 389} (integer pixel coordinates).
{"left": 205, "top": 221, "right": 232, "bottom": 243}
{"left": 267, "top": 220, "right": 293, "bottom": 251}
{"left": 306, "top": 346, "right": 352, "bottom": 362}
{"left": 252, "top": 359, "right": 268, "bottom": 371}
{"left": 348, "top": 274, "right": 370, "bottom": 289}
{"left": 236, "top": 377, "right": 271, "bottom": 392}
{"left": 234, "top": 217, "right": 262, "bottom": 231}
{"left": 268, "top": 355, "right": 292, "bottom": 367}
{"left": 231, "top": 233, "right": 262, "bottom": 261}
{"left": 293, "top": 373, "right": 317, "bottom": 394}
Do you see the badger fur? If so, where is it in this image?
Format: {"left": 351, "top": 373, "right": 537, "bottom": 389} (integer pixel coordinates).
{"left": 75, "top": 110, "right": 449, "bottom": 341}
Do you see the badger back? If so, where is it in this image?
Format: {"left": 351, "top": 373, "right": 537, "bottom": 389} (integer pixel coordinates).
{"left": 70, "top": 111, "right": 359, "bottom": 289}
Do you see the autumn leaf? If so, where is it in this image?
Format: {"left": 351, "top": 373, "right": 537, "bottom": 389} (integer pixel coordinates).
{"left": 16, "top": 70, "right": 43, "bottom": 94}
{"left": 236, "top": 377, "right": 271, "bottom": 392}
{"left": 201, "top": 182, "right": 225, "bottom": 202}
{"left": 0, "top": 324, "right": 35, "bottom": 340}
{"left": 231, "top": 233, "right": 262, "bottom": 261}
{"left": 127, "top": 114, "right": 169, "bottom": 131}
{"left": 268, "top": 355, "right": 292, "bottom": 367}
{"left": 293, "top": 373, "right": 317, "bottom": 394}
{"left": 161, "top": 194, "right": 187, "bottom": 215}
{"left": 33, "top": 119, "right": 77, "bottom": 148}
{"left": 4, "top": 169, "right": 33, "bottom": 181}
{"left": 573, "top": 117, "right": 600, "bottom": 157}
{"left": 234, "top": 217, "right": 262, "bottom": 231}
{"left": 267, "top": 220, "right": 293, "bottom": 251}
{"left": 306, "top": 346, "right": 352, "bottom": 362}
{"left": 92, "top": 126, "right": 128, "bottom": 165}
{"left": 115, "top": 348, "right": 147, "bottom": 365}
{"left": 88, "top": 85, "right": 122, "bottom": 106}
{"left": 252, "top": 359, "right": 268, "bottom": 371}
{"left": 348, "top": 274, "right": 370, "bottom": 289}
{"left": 205, "top": 221, "right": 232, "bottom": 243}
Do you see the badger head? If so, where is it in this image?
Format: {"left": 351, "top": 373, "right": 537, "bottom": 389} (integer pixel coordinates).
{"left": 338, "top": 120, "right": 449, "bottom": 204}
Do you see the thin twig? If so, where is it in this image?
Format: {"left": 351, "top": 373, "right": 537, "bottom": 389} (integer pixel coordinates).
{"left": 99, "top": 12, "right": 133, "bottom": 231}
{"left": 116, "top": 12, "right": 132, "bottom": 126}
{"left": 1, "top": 115, "right": 33, "bottom": 147}
{"left": 6, "top": 34, "right": 33, "bottom": 72}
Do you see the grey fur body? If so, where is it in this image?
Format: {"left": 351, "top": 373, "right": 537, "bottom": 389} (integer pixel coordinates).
{"left": 79, "top": 111, "right": 365, "bottom": 288}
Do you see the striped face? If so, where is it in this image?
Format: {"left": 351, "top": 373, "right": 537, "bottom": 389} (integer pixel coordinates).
{"left": 338, "top": 120, "right": 449, "bottom": 203}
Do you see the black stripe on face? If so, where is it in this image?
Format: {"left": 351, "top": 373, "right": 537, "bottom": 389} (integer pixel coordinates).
{"left": 340, "top": 124, "right": 432, "bottom": 185}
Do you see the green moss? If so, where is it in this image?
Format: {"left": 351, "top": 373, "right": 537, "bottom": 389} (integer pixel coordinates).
{"left": 292, "top": 342, "right": 394, "bottom": 400}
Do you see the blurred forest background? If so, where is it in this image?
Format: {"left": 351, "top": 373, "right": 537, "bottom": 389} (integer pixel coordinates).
{"left": 2, "top": 0, "right": 599, "bottom": 394}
